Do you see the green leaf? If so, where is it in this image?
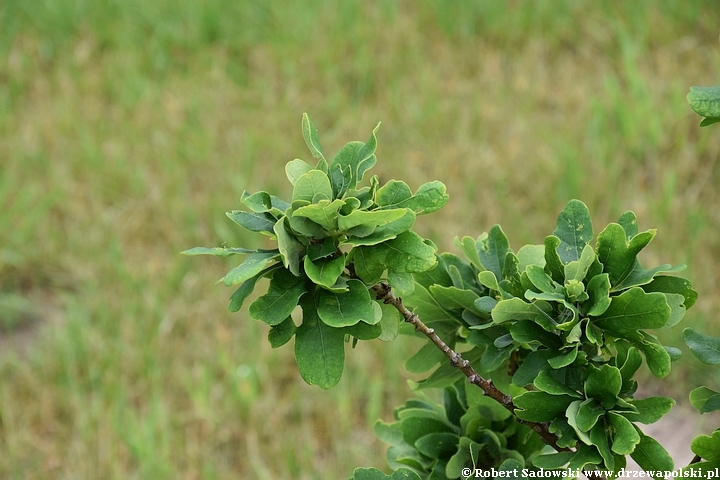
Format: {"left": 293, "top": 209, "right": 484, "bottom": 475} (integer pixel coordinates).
{"left": 414, "top": 432, "right": 460, "bottom": 460}
{"left": 226, "top": 210, "right": 276, "bottom": 234}
{"left": 568, "top": 444, "right": 603, "bottom": 471}
{"left": 428, "top": 285, "right": 480, "bottom": 313}
{"left": 659, "top": 293, "right": 686, "bottom": 329}
{"left": 623, "top": 397, "right": 675, "bottom": 424}
{"left": 618, "top": 211, "right": 638, "bottom": 239}
{"left": 221, "top": 251, "right": 279, "bottom": 286}
{"left": 684, "top": 328, "right": 720, "bottom": 365}
{"left": 249, "top": 268, "right": 307, "bottom": 325}
{"left": 292, "top": 170, "right": 333, "bottom": 203}
{"left": 181, "top": 246, "right": 262, "bottom": 257}
{"left": 575, "top": 398, "right": 605, "bottom": 433}
{"left": 363, "top": 231, "right": 437, "bottom": 273}
{"left": 388, "top": 270, "right": 415, "bottom": 296}
{"left": 454, "top": 236, "right": 484, "bottom": 271}
{"left": 301, "top": 113, "right": 326, "bottom": 161}
{"left": 613, "top": 261, "right": 684, "bottom": 292}
{"left": 338, "top": 208, "right": 409, "bottom": 232}
{"left": 526, "top": 265, "right": 560, "bottom": 294}
{"left": 534, "top": 369, "right": 582, "bottom": 397}
{"left": 584, "top": 364, "right": 622, "bottom": 409}
{"left": 513, "top": 391, "right": 575, "bottom": 422}
{"left": 376, "top": 180, "right": 449, "bottom": 215}
{"left": 228, "top": 263, "right": 282, "bottom": 312}
{"left": 476, "top": 225, "right": 509, "bottom": 280}
{"left": 553, "top": 199, "right": 593, "bottom": 264}
{"left": 689, "top": 386, "right": 720, "bottom": 414}
{"left": 316, "top": 279, "right": 375, "bottom": 327}
{"left": 306, "top": 237, "right": 338, "bottom": 261}
{"left": 274, "top": 217, "right": 305, "bottom": 276}
{"left": 618, "top": 346, "right": 642, "bottom": 392}
{"left": 293, "top": 199, "right": 344, "bottom": 231}
{"left": 594, "top": 288, "right": 671, "bottom": 332}
{"left": 294, "top": 297, "right": 345, "bottom": 389}
{"left": 635, "top": 336, "right": 672, "bottom": 378}
{"left": 642, "top": 275, "right": 697, "bottom": 309}
{"left": 688, "top": 86, "right": 720, "bottom": 126}
{"left": 533, "top": 452, "right": 576, "bottom": 469}
{"left": 564, "top": 244, "right": 596, "bottom": 282}
{"left": 241, "top": 190, "right": 284, "bottom": 215}
{"left": 268, "top": 316, "right": 296, "bottom": 348}
{"left": 405, "top": 342, "right": 446, "bottom": 374}
{"left": 509, "top": 320, "right": 562, "bottom": 349}
{"left": 343, "top": 210, "right": 416, "bottom": 246}
{"left": 378, "top": 302, "right": 402, "bottom": 341}
{"left": 597, "top": 222, "right": 656, "bottom": 287}
{"left": 517, "top": 244, "right": 546, "bottom": 271}
{"left": 350, "top": 468, "right": 422, "bottom": 480}
{"left": 585, "top": 273, "right": 611, "bottom": 316}
{"left": 566, "top": 400, "right": 593, "bottom": 445}
{"left": 404, "top": 284, "right": 450, "bottom": 322}
{"left": 547, "top": 346, "right": 579, "bottom": 369}
{"left": 608, "top": 412, "right": 640, "bottom": 455}
{"left": 286, "top": 158, "right": 313, "bottom": 185}
{"left": 351, "top": 247, "right": 385, "bottom": 285}
{"left": 691, "top": 430, "right": 720, "bottom": 461}
{"left": 492, "top": 298, "right": 556, "bottom": 331}
{"left": 303, "top": 254, "right": 345, "bottom": 288}
{"left": 630, "top": 433, "right": 674, "bottom": 478}
{"left": 544, "top": 235, "right": 565, "bottom": 283}
{"left": 590, "top": 422, "right": 614, "bottom": 471}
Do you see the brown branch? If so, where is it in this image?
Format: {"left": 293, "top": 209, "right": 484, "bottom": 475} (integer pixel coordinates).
{"left": 372, "top": 282, "right": 607, "bottom": 480}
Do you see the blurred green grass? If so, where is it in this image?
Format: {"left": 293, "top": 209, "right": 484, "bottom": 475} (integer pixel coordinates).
{"left": 1, "top": 0, "right": 720, "bottom": 477}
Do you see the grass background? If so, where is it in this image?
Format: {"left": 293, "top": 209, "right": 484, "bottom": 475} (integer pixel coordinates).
{"left": 1, "top": 1, "right": 720, "bottom": 478}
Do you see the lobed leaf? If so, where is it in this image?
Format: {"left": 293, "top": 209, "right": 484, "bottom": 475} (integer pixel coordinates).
{"left": 268, "top": 317, "right": 297, "bottom": 348}
{"left": 316, "top": 279, "right": 375, "bottom": 327}
{"left": 684, "top": 328, "right": 720, "bottom": 365}
{"left": 594, "top": 287, "right": 671, "bottom": 332}
{"left": 248, "top": 268, "right": 307, "bottom": 325}
{"left": 553, "top": 199, "right": 593, "bottom": 264}
{"left": 689, "top": 386, "right": 720, "bottom": 414}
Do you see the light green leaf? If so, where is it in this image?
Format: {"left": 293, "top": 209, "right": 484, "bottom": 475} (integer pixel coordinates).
{"left": 595, "top": 288, "right": 671, "bottom": 332}
{"left": 659, "top": 293, "right": 686, "bottom": 330}
{"left": 575, "top": 398, "right": 605, "bottom": 433}
{"left": 303, "top": 254, "right": 345, "bottom": 288}
{"left": 293, "top": 199, "right": 344, "bottom": 231}
{"left": 684, "top": 328, "right": 720, "bottom": 365}
{"left": 268, "top": 316, "right": 296, "bottom": 348}
{"left": 414, "top": 432, "right": 460, "bottom": 460}
{"left": 294, "top": 297, "right": 345, "bottom": 389}
{"left": 316, "top": 279, "right": 375, "bottom": 327}
{"left": 553, "top": 199, "right": 593, "bottom": 264}
{"left": 688, "top": 86, "right": 720, "bottom": 126}
{"left": 286, "top": 158, "right": 313, "bottom": 185}
{"left": 566, "top": 400, "right": 593, "bottom": 445}
{"left": 376, "top": 180, "right": 412, "bottom": 207}
{"left": 338, "top": 208, "right": 409, "bottom": 232}
{"left": 689, "top": 386, "right": 720, "bottom": 414}
{"left": 630, "top": 433, "right": 674, "bottom": 478}
{"left": 301, "top": 113, "right": 325, "bottom": 161}
{"left": 342, "top": 210, "right": 416, "bottom": 246}
{"left": 350, "top": 467, "right": 422, "bottom": 480}
{"left": 367, "top": 231, "right": 438, "bottom": 273}
{"left": 241, "top": 190, "right": 281, "bottom": 215}
{"left": 387, "top": 270, "right": 415, "bottom": 296}
{"left": 517, "top": 244, "right": 546, "bottom": 271}
{"left": 534, "top": 369, "right": 582, "bottom": 397}
{"left": 548, "top": 346, "right": 579, "bottom": 369}
{"left": 533, "top": 452, "right": 576, "bottom": 469}
{"left": 403, "top": 283, "right": 450, "bottom": 322}
{"left": 351, "top": 247, "right": 385, "bottom": 285}
{"left": 226, "top": 210, "right": 276, "bottom": 234}
{"left": 292, "top": 170, "right": 333, "bottom": 203}
{"left": 221, "top": 251, "right": 279, "bottom": 286}
{"left": 526, "top": 265, "right": 560, "bottom": 294}
{"left": 492, "top": 298, "right": 556, "bottom": 331}
{"left": 585, "top": 273, "right": 611, "bottom": 316}
{"left": 248, "top": 268, "right": 307, "bottom": 325}
{"left": 691, "top": 430, "right": 720, "bottom": 461}
{"left": 274, "top": 217, "right": 304, "bottom": 276}
{"left": 608, "top": 412, "right": 641, "bottom": 454}
{"left": 428, "top": 285, "right": 480, "bottom": 313}
{"left": 476, "top": 225, "right": 509, "bottom": 280}
{"left": 568, "top": 444, "right": 603, "bottom": 471}
{"left": 454, "top": 236, "right": 484, "bottom": 271}
{"left": 590, "top": 422, "right": 614, "bottom": 471}
{"left": 564, "top": 244, "right": 596, "bottom": 282}
{"left": 181, "top": 246, "right": 263, "bottom": 257}
{"left": 377, "top": 180, "right": 449, "bottom": 215}
{"left": 378, "top": 302, "right": 401, "bottom": 342}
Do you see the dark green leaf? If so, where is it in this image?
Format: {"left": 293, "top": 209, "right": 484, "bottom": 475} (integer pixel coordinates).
{"left": 510, "top": 320, "right": 562, "bottom": 348}
{"left": 307, "top": 237, "right": 338, "bottom": 261}
{"left": 428, "top": 285, "right": 480, "bottom": 313}
{"left": 343, "top": 210, "right": 416, "bottom": 246}
{"left": 553, "top": 199, "right": 593, "bottom": 264}
{"left": 317, "top": 279, "right": 375, "bottom": 327}
{"left": 635, "top": 335, "right": 672, "bottom": 378}
{"left": 575, "top": 398, "right": 605, "bottom": 433}
{"left": 547, "top": 346, "right": 579, "bottom": 369}
{"left": 360, "top": 231, "right": 437, "bottom": 274}
{"left": 623, "top": 397, "right": 675, "bottom": 424}
{"left": 597, "top": 223, "right": 655, "bottom": 287}
{"left": 585, "top": 273, "right": 611, "bottom": 316}
{"left": 477, "top": 225, "right": 509, "bottom": 280}
{"left": 294, "top": 297, "right": 345, "bottom": 389}
{"left": 584, "top": 364, "right": 622, "bottom": 409}
{"left": 221, "top": 251, "right": 279, "bottom": 286}
{"left": 512, "top": 350, "right": 551, "bottom": 387}
{"left": 684, "top": 328, "right": 720, "bottom": 365}
{"left": 613, "top": 261, "right": 684, "bottom": 292}
{"left": 268, "top": 316, "right": 296, "bottom": 348}
{"left": 630, "top": 433, "right": 674, "bottom": 478}
{"left": 567, "top": 444, "right": 603, "bottom": 471}
{"left": 513, "top": 391, "right": 576, "bottom": 422}
{"left": 533, "top": 452, "right": 575, "bottom": 469}
{"left": 544, "top": 235, "right": 565, "bottom": 283}
{"left": 643, "top": 275, "right": 697, "bottom": 309}
{"left": 414, "top": 432, "right": 459, "bottom": 460}
{"left": 405, "top": 342, "right": 446, "bottom": 373}
{"left": 404, "top": 283, "right": 450, "bottom": 322}
{"left": 534, "top": 369, "right": 582, "bottom": 397}
{"left": 249, "top": 268, "right": 307, "bottom": 325}
{"left": 595, "top": 288, "right": 671, "bottom": 332}
{"left": 590, "top": 422, "right": 614, "bottom": 471}
{"left": 228, "top": 263, "right": 282, "bottom": 312}
{"left": 226, "top": 210, "right": 276, "bottom": 234}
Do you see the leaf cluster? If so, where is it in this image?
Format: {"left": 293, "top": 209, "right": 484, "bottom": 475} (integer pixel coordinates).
{"left": 183, "top": 114, "right": 448, "bottom": 388}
